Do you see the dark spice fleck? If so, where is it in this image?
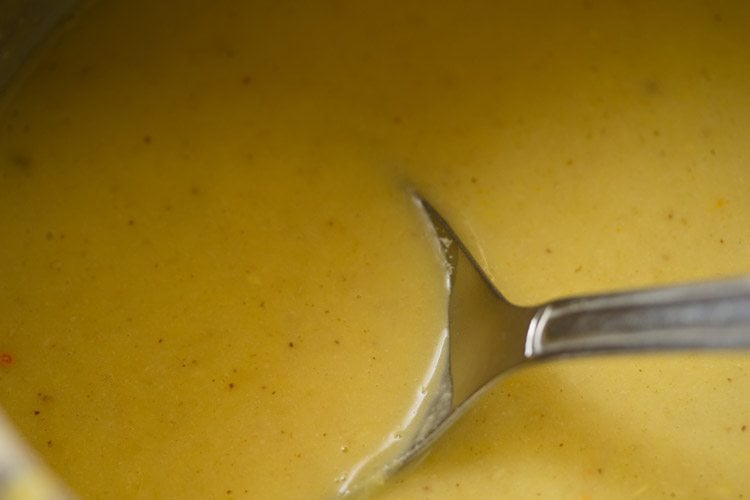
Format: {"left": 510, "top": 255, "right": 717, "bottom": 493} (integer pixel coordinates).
{"left": 644, "top": 79, "right": 662, "bottom": 94}
{"left": 8, "top": 152, "right": 32, "bottom": 172}
{"left": 37, "top": 392, "right": 52, "bottom": 402}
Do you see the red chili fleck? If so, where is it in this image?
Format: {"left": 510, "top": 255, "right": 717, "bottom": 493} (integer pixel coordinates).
{"left": 0, "top": 353, "right": 14, "bottom": 366}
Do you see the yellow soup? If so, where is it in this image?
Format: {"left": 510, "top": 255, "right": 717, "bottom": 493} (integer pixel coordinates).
{"left": 1, "top": 1, "right": 749, "bottom": 498}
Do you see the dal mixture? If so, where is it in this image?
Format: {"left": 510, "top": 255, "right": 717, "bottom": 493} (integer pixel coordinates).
{"left": 0, "top": 1, "right": 749, "bottom": 498}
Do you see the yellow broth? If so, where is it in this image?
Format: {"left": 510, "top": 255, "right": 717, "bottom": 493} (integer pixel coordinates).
{"left": 0, "top": 1, "right": 749, "bottom": 498}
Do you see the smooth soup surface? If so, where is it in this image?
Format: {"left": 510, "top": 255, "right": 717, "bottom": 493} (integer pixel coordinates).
{"left": 0, "top": 1, "right": 749, "bottom": 498}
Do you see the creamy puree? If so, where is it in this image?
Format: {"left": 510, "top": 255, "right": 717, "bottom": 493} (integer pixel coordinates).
{"left": 1, "top": 0, "right": 749, "bottom": 498}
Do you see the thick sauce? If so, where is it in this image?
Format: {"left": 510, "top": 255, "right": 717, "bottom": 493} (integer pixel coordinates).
{"left": 1, "top": 1, "right": 749, "bottom": 498}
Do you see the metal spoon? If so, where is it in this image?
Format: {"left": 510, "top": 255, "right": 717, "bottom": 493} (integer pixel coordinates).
{"left": 338, "top": 195, "right": 750, "bottom": 496}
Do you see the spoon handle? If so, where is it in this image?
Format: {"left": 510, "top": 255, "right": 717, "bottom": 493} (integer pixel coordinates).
{"left": 525, "top": 277, "right": 750, "bottom": 359}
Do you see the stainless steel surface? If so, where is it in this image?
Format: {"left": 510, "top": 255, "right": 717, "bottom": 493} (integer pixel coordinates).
{"left": 0, "top": 410, "right": 71, "bottom": 499}
{"left": 0, "top": 0, "right": 79, "bottom": 92}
